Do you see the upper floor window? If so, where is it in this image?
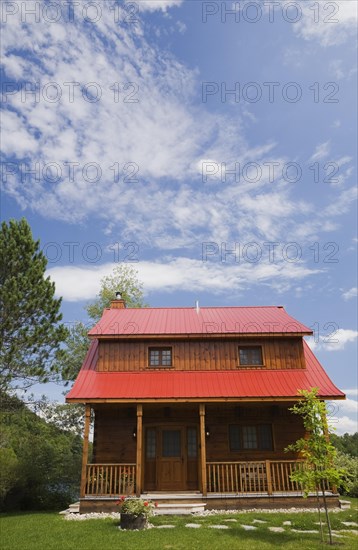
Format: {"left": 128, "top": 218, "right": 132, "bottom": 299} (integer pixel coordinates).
{"left": 149, "top": 347, "right": 172, "bottom": 367}
{"left": 238, "top": 346, "right": 263, "bottom": 366}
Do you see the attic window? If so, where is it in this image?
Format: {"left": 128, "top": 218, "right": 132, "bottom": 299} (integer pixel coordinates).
{"left": 238, "top": 346, "right": 263, "bottom": 366}
{"left": 149, "top": 347, "right": 172, "bottom": 367}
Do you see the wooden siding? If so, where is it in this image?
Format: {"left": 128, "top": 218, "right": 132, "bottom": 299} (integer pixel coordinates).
{"left": 92, "top": 403, "right": 303, "bottom": 465}
{"left": 205, "top": 404, "right": 304, "bottom": 462}
{"left": 93, "top": 406, "right": 137, "bottom": 463}
{"left": 97, "top": 337, "right": 305, "bottom": 372}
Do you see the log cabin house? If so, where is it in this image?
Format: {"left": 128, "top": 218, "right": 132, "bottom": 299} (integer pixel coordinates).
{"left": 66, "top": 298, "right": 345, "bottom": 512}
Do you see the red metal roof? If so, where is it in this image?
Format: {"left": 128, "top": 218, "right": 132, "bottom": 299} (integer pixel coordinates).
{"left": 88, "top": 306, "right": 312, "bottom": 337}
{"left": 66, "top": 341, "right": 344, "bottom": 402}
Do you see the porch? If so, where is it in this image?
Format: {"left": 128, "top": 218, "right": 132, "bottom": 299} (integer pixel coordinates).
{"left": 78, "top": 401, "right": 338, "bottom": 511}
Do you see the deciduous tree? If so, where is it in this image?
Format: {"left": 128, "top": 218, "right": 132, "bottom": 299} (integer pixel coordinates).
{"left": 55, "top": 265, "right": 147, "bottom": 384}
{"left": 86, "top": 264, "right": 147, "bottom": 322}
{"left": 285, "top": 388, "right": 348, "bottom": 545}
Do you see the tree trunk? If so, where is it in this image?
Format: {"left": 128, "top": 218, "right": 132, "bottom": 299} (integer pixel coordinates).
{"left": 321, "top": 484, "right": 333, "bottom": 545}
{"left": 316, "top": 488, "right": 324, "bottom": 543}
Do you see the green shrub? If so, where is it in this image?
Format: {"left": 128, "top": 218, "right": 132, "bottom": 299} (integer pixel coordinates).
{"left": 0, "top": 394, "right": 82, "bottom": 511}
{"left": 334, "top": 450, "right": 358, "bottom": 497}
{"left": 0, "top": 447, "right": 20, "bottom": 503}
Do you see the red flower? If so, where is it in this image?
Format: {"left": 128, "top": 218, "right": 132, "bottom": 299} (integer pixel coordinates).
{"left": 155, "top": 502, "right": 158, "bottom": 508}
{"left": 120, "top": 496, "right": 126, "bottom": 501}
{"left": 144, "top": 502, "right": 148, "bottom": 506}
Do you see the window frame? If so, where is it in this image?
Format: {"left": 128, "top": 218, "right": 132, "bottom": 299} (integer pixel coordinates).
{"left": 237, "top": 345, "right": 264, "bottom": 367}
{"left": 148, "top": 346, "right": 173, "bottom": 368}
{"left": 228, "top": 423, "right": 274, "bottom": 452}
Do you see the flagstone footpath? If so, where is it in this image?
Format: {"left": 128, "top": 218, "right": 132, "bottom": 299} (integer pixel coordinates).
{"left": 62, "top": 509, "right": 358, "bottom": 538}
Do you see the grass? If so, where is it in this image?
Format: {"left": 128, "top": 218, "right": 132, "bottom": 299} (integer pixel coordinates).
{"left": 1, "top": 499, "right": 358, "bottom": 550}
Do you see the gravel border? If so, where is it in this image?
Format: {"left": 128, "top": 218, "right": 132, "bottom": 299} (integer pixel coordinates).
{"left": 195, "top": 507, "right": 343, "bottom": 515}
{"left": 63, "top": 505, "right": 344, "bottom": 520}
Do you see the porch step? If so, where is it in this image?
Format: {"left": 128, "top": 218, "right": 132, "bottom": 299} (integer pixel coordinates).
{"left": 339, "top": 500, "right": 351, "bottom": 510}
{"left": 154, "top": 502, "right": 206, "bottom": 515}
{"left": 59, "top": 502, "right": 80, "bottom": 515}
{"left": 142, "top": 492, "right": 203, "bottom": 503}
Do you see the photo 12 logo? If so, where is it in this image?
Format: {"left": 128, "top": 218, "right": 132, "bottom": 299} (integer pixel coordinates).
{"left": 1, "top": 81, "right": 140, "bottom": 104}
{"left": 201, "top": 2, "right": 340, "bottom": 25}
{"left": 201, "top": 241, "right": 339, "bottom": 264}
{"left": 202, "top": 81, "right": 339, "bottom": 104}
{"left": 41, "top": 241, "right": 139, "bottom": 264}
{"left": 1, "top": 1, "right": 141, "bottom": 24}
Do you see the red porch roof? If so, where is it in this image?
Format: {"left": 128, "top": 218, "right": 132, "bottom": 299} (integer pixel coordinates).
{"left": 88, "top": 306, "right": 312, "bottom": 338}
{"left": 66, "top": 341, "right": 344, "bottom": 402}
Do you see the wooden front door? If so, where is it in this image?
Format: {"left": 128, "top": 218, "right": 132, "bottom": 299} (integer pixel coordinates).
{"left": 144, "top": 425, "right": 198, "bottom": 491}
{"left": 158, "top": 428, "right": 185, "bottom": 490}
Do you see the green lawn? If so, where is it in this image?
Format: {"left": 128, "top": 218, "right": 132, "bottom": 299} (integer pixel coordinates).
{"left": 1, "top": 500, "right": 358, "bottom": 550}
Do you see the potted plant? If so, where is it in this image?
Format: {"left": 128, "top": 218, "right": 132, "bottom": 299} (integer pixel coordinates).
{"left": 116, "top": 496, "right": 157, "bottom": 530}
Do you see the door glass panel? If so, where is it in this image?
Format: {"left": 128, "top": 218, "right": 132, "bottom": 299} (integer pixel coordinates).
{"left": 146, "top": 428, "right": 156, "bottom": 459}
{"left": 187, "top": 427, "right": 197, "bottom": 458}
{"left": 162, "top": 430, "right": 181, "bottom": 457}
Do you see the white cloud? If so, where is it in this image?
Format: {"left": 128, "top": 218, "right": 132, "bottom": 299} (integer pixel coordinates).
{"left": 338, "top": 398, "right": 358, "bottom": 415}
{"left": 342, "top": 389, "right": 358, "bottom": 397}
{"left": 306, "top": 329, "right": 358, "bottom": 352}
{"left": 137, "top": 0, "right": 183, "bottom": 12}
{"left": 294, "top": 1, "right": 358, "bottom": 46}
{"left": 47, "top": 258, "right": 321, "bottom": 302}
{"left": 329, "top": 415, "right": 358, "bottom": 435}
{"left": 328, "top": 395, "right": 358, "bottom": 435}
{"left": 310, "top": 141, "right": 330, "bottom": 162}
{"left": 323, "top": 187, "right": 358, "bottom": 217}
{"left": 1, "top": 0, "right": 356, "bottom": 254}
{"left": 1, "top": 109, "right": 39, "bottom": 157}
{"left": 342, "top": 287, "right": 358, "bottom": 301}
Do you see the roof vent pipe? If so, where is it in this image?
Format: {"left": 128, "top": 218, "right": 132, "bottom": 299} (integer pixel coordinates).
{"left": 195, "top": 300, "right": 200, "bottom": 314}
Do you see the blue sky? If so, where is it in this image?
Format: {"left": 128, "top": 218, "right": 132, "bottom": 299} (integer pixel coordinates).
{"left": 1, "top": 0, "right": 357, "bottom": 433}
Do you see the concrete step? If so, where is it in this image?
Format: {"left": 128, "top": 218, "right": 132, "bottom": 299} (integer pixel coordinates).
{"left": 142, "top": 493, "right": 203, "bottom": 503}
{"left": 59, "top": 502, "right": 80, "bottom": 515}
{"left": 339, "top": 500, "right": 351, "bottom": 510}
{"left": 154, "top": 502, "right": 206, "bottom": 515}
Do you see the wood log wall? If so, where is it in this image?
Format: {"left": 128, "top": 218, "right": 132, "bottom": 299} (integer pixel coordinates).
{"left": 92, "top": 403, "right": 303, "bottom": 464}
{"left": 97, "top": 337, "right": 305, "bottom": 372}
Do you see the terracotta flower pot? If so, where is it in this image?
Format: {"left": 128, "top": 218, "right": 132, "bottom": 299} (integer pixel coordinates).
{"left": 120, "top": 513, "right": 147, "bottom": 530}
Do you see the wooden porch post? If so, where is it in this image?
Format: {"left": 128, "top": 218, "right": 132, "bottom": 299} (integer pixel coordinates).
{"left": 136, "top": 404, "right": 143, "bottom": 496}
{"left": 266, "top": 460, "right": 273, "bottom": 495}
{"left": 199, "top": 404, "right": 207, "bottom": 496}
{"left": 80, "top": 404, "right": 91, "bottom": 498}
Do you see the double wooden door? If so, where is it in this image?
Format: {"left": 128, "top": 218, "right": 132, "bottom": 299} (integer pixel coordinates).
{"left": 144, "top": 425, "right": 198, "bottom": 491}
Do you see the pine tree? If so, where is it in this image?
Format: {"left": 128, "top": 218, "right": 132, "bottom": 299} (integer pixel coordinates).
{"left": 0, "top": 218, "right": 67, "bottom": 391}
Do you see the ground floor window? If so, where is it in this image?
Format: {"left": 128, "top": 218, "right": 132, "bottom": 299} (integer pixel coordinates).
{"left": 229, "top": 423, "right": 273, "bottom": 451}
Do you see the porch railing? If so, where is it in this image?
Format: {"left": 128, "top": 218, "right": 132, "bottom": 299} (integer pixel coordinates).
{"left": 83, "top": 461, "right": 330, "bottom": 497}
{"left": 207, "top": 460, "right": 331, "bottom": 494}
{"left": 85, "top": 464, "right": 136, "bottom": 497}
